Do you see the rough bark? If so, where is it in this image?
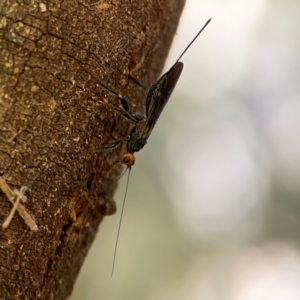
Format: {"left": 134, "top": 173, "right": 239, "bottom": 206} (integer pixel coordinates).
{"left": 0, "top": 0, "right": 184, "bottom": 298}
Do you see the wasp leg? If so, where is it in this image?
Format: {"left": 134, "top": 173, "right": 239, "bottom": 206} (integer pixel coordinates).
{"left": 92, "top": 75, "right": 144, "bottom": 124}
{"left": 104, "top": 140, "right": 121, "bottom": 149}
{"left": 120, "top": 97, "right": 130, "bottom": 112}
{"left": 95, "top": 140, "right": 121, "bottom": 151}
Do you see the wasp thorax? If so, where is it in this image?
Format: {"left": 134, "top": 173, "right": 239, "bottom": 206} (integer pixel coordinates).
{"left": 121, "top": 153, "right": 135, "bottom": 166}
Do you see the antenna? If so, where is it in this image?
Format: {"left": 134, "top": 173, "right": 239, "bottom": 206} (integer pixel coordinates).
{"left": 111, "top": 166, "right": 132, "bottom": 277}
{"left": 175, "top": 18, "right": 211, "bottom": 64}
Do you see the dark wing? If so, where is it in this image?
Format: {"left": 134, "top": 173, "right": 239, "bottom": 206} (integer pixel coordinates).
{"left": 141, "top": 61, "right": 183, "bottom": 139}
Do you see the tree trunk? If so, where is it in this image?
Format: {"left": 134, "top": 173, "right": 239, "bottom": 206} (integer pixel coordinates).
{"left": 0, "top": 0, "right": 184, "bottom": 298}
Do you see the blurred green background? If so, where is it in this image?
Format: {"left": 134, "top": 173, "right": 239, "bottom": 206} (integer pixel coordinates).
{"left": 72, "top": 0, "right": 300, "bottom": 299}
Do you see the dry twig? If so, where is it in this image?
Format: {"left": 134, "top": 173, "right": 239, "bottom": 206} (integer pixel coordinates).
{"left": 0, "top": 176, "right": 38, "bottom": 231}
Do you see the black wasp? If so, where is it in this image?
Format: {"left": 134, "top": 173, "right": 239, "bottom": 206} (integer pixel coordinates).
{"left": 97, "top": 19, "right": 211, "bottom": 275}
{"left": 103, "top": 19, "right": 211, "bottom": 170}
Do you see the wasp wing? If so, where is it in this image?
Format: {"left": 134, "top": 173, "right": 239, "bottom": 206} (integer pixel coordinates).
{"left": 141, "top": 62, "right": 183, "bottom": 139}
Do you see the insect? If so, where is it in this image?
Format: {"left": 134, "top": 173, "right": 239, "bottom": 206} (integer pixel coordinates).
{"left": 98, "top": 18, "right": 211, "bottom": 275}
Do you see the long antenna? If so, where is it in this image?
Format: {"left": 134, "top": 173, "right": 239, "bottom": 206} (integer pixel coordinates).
{"left": 175, "top": 18, "right": 211, "bottom": 64}
{"left": 111, "top": 166, "right": 132, "bottom": 277}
